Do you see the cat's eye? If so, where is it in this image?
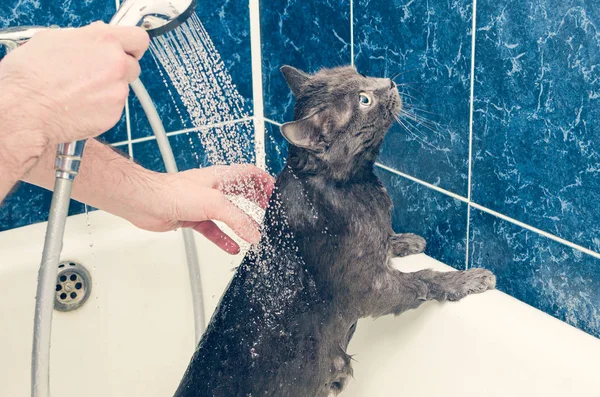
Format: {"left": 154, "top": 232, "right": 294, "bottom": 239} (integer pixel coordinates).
{"left": 359, "top": 92, "right": 372, "bottom": 107}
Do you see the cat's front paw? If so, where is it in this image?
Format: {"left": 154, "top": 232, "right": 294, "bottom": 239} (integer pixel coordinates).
{"left": 447, "top": 268, "right": 496, "bottom": 301}
{"left": 390, "top": 233, "right": 427, "bottom": 257}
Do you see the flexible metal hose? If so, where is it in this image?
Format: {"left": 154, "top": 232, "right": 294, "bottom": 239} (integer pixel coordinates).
{"left": 130, "top": 79, "right": 206, "bottom": 342}
{"left": 31, "top": 178, "right": 74, "bottom": 397}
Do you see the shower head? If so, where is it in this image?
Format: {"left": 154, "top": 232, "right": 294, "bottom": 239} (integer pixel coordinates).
{"left": 110, "top": 0, "right": 197, "bottom": 37}
{"left": 0, "top": 0, "right": 196, "bottom": 52}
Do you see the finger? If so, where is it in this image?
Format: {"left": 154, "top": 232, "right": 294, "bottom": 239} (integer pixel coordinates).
{"left": 125, "top": 55, "right": 142, "bottom": 83}
{"left": 205, "top": 193, "right": 262, "bottom": 245}
{"left": 107, "top": 26, "right": 150, "bottom": 60}
{"left": 193, "top": 221, "right": 241, "bottom": 255}
{"left": 212, "top": 165, "right": 276, "bottom": 209}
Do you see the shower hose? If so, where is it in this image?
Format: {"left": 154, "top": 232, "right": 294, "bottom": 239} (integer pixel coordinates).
{"left": 31, "top": 79, "right": 206, "bottom": 397}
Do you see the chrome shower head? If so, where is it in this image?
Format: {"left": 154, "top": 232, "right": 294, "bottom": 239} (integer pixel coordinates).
{"left": 110, "top": 0, "right": 197, "bottom": 37}
{"left": 0, "top": 0, "right": 196, "bottom": 52}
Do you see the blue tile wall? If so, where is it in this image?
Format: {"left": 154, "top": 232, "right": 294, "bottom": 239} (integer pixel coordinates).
{"left": 469, "top": 208, "right": 600, "bottom": 338}
{"left": 355, "top": 0, "right": 473, "bottom": 196}
{"left": 260, "top": 0, "right": 351, "bottom": 123}
{"left": 472, "top": 0, "right": 600, "bottom": 253}
{"left": 260, "top": 0, "right": 600, "bottom": 339}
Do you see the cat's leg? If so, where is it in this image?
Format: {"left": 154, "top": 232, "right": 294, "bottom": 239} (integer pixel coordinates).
{"left": 389, "top": 233, "right": 426, "bottom": 257}
{"left": 367, "top": 268, "right": 496, "bottom": 317}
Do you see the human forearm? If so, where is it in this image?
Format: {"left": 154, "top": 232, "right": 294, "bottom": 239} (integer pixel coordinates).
{"left": 0, "top": 83, "right": 48, "bottom": 202}
{"left": 22, "top": 138, "right": 165, "bottom": 224}
{"left": 23, "top": 138, "right": 274, "bottom": 254}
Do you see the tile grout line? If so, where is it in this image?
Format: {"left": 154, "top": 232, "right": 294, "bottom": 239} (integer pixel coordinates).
{"left": 375, "top": 162, "right": 469, "bottom": 203}
{"left": 264, "top": 118, "right": 283, "bottom": 127}
{"left": 167, "top": 116, "right": 255, "bottom": 136}
{"left": 465, "top": 0, "right": 478, "bottom": 270}
{"left": 249, "top": 0, "right": 266, "bottom": 169}
{"left": 350, "top": 0, "right": 354, "bottom": 66}
{"left": 470, "top": 203, "right": 600, "bottom": 260}
{"left": 112, "top": 117, "right": 255, "bottom": 147}
{"left": 125, "top": 99, "right": 133, "bottom": 158}
{"left": 115, "top": 0, "right": 134, "bottom": 159}
{"left": 375, "top": 162, "right": 600, "bottom": 261}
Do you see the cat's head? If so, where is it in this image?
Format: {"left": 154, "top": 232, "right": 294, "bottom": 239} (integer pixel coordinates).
{"left": 280, "top": 65, "right": 401, "bottom": 180}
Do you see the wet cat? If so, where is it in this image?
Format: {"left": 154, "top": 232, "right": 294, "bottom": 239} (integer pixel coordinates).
{"left": 174, "top": 65, "right": 496, "bottom": 397}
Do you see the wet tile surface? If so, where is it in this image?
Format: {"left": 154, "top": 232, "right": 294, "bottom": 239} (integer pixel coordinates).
{"left": 260, "top": 0, "right": 351, "bottom": 123}
{"left": 355, "top": 0, "right": 473, "bottom": 196}
{"left": 472, "top": 0, "right": 600, "bottom": 252}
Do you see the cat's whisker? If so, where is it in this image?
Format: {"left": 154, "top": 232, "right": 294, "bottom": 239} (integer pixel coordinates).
{"left": 399, "top": 90, "right": 422, "bottom": 101}
{"left": 399, "top": 110, "right": 434, "bottom": 128}
{"left": 391, "top": 68, "right": 418, "bottom": 81}
{"left": 399, "top": 109, "right": 440, "bottom": 132}
{"left": 403, "top": 104, "right": 441, "bottom": 117}
{"left": 396, "top": 117, "right": 445, "bottom": 151}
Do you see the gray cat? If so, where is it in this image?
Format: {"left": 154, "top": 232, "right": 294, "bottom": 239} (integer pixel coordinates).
{"left": 174, "top": 66, "right": 496, "bottom": 397}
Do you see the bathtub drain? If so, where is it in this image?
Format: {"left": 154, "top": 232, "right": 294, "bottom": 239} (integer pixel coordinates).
{"left": 54, "top": 261, "right": 92, "bottom": 312}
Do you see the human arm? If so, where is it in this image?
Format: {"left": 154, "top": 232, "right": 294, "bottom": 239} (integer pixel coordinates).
{"left": 22, "top": 138, "right": 275, "bottom": 254}
{"left": 0, "top": 22, "right": 149, "bottom": 201}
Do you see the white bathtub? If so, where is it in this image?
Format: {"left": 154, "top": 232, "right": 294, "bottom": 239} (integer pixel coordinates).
{"left": 1, "top": 210, "right": 599, "bottom": 396}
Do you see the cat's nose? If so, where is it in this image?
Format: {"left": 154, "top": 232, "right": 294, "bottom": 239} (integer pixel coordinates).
{"left": 389, "top": 79, "right": 396, "bottom": 89}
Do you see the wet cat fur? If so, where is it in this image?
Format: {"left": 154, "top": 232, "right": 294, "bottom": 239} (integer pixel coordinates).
{"left": 174, "top": 66, "right": 496, "bottom": 397}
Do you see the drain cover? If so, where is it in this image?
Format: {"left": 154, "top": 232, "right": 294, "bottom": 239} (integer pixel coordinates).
{"left": 54, "top": 261, "right": 92, "bottom": 312}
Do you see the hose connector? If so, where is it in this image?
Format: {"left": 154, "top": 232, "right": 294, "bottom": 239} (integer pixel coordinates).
{"left": 55, "top": 140, "right": 86, "bottom": 180}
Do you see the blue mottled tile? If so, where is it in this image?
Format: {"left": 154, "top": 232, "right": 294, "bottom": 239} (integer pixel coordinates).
{"left": 0, "top": 183, "right": 86, "bottom": 232}
{"left": 131, "top": 1, "right": 253, "bottom": 138}
{"left": 261, "top": 0, "right": 351, "bottom": 123}
{"left": 169, "top": 133, "right": 211, "bottom": 171}
{"left": 355, "top": 0, "right": 472, "bottom": 196}
{"left": 469, "top": 208, "right": 600, "bottom": 338}
{"left": 132, "top": 139, "right": 166, "bottom": 173}
{"left": 265, "top": 122, "right": 288, "bottom": 175}
{"left": 0, "top": 0, "right": 115, "bottom": 29}
{"left": 98, "top": 110, "right": 128, "bottom": 144}
{"left": 473, "top": 0, "right": 600, "bottom": 252}
{"left": 375, "top": 167, "right": 468, "bottom": 269}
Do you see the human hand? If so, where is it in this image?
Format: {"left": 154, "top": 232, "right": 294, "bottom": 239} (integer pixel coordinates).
{"left": 0, "top": 22, "right": 149, "bottom": 152}
{"left": 126, "top": 164, "right": 276, "bottom": 255}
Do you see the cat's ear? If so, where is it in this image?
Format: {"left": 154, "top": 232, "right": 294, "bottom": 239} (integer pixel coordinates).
{"left": 280, "top": 65, "right": 309, "bottom": 96}
{"left": 280, "top": 112, "right": 325, "bottom": 152}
